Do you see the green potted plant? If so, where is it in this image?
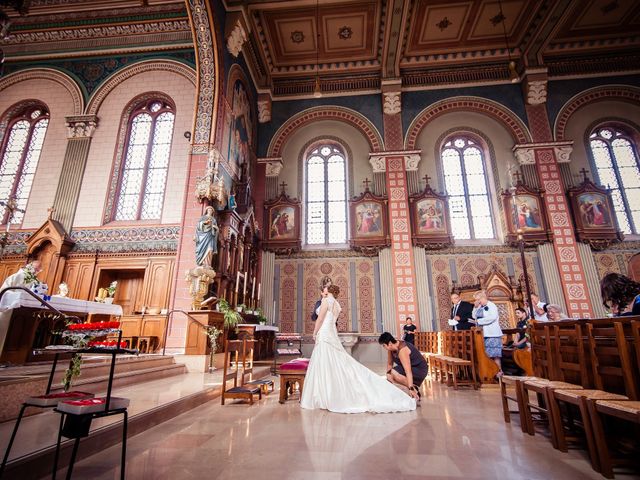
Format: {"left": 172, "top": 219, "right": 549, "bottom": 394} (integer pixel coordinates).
{"left": 218, "top": 299, "right": 242, "bottom": 329}
{"left": 255, "top": 307, "right": 268, "bottom": 325}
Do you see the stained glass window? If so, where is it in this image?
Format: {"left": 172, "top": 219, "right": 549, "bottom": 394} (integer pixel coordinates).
{"left": 589, "top": 126, "right": 640, "bottom": 234}
{"left": 306, "top": 143, "right": 347, "bottom": 245}
{"left": 0, "top": 105, "right": 49, "bottom": 224}
{"left": 441, "top": 136, "right": 494, "bottom": 240}
{"left": 114, "top": 100, "right": 175, "bottom": 221}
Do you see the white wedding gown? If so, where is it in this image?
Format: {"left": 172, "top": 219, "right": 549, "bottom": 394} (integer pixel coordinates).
{"left": 300, "top": 297, "right": 416, "bottom": 414}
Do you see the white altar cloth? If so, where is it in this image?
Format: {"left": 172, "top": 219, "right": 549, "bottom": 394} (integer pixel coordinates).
{"left": 237, "top": 324, "right": 279, "bottom": 332}
{"left": 0, "top": 289, "right": 123, "bottom": 316}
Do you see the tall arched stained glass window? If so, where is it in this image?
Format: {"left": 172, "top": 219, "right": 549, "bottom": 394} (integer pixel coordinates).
{"left": 0, "top": 104, "right": 49, "bottom": 225}
{"left": 114, "top": 99, "right": 175, "bottom": 221}
{"left": 305, "top": 143, "right": 347, "bottom": 245}
{"left": 441, "top": 136, "right": 494, "bottom": 240}
{"left": 589, "top": 126, "right": 640, "bottom": 234}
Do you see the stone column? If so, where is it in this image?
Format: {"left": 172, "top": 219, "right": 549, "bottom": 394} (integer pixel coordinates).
{"left": 260, "top": 251, "right": 276, "bottom": 322}
{"left": 378, "top": 248, "right": 397, "bottom": 335}
{"left": 516, "top": 69, "right": 594, "bottom": 318}
{"left": 413, "top": 246, "right": 434, "bottom": 331}
{"left": 51, "top": 115, "right": 98, "bottom": 232}
{"left": 536, "top": 243, "right": 567, "bottom": 313}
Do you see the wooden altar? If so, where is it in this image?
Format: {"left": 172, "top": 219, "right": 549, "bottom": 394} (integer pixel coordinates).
{"left": 236, "top": 324, "right": 277, "bottom": 360}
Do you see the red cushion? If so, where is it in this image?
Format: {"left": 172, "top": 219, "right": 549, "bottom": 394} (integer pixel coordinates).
{"left": 280, "top": 359, "right": 309, "bottom": 371}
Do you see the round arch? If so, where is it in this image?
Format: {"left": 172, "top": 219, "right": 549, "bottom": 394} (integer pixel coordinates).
{"left": 0, "top": 68, "right": 84, "bottom": 115}
{"left": 85, "top": 60, "right": 196, "bottom": 116}
{"left": 554, "top": 85, "right": 640, "bottom": 141}
{"left": 267, "top": 106, "right": 384, "bottom": 157}
{"left": 404, "top": 96, "right": 531, "bottom": 149}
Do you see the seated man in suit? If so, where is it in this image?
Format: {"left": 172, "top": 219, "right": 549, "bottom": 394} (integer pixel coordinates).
{"left": 311, "top": 276, "right": 332, "bottom": 322}
{"left": 450, "top": 293, "right": 474, "bottom": 330}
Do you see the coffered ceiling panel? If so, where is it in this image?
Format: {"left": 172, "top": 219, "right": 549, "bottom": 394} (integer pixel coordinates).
{"left": 257, "top": 1, "right": 380, "bottom": 68}
{"left": 468, "top": 0, "right": 525, "bottom": 39}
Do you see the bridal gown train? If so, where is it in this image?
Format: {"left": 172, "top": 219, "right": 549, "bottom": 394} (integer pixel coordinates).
{"left": 300, "top": 297, "right": 416, "bottom": 414}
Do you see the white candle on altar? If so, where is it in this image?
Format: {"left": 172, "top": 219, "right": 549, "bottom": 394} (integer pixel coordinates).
{"left": 243, "top": 271, "right": 248, "bottom": 295}
{"left": 273, "top": 300, "right": 276, "bottom": 321}
{"left": 251, "top": 277, "right": 256, "bottom": 299}
{"left": 257, "top": 283, "right": 261, "bottom": 301}
{"left": 235, "top": 271, "right": 240, "bottom": 293}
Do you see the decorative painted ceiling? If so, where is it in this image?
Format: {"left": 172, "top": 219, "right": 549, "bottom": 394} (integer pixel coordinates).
{"left": 1, "top": 0, "right": 639, "bottom": 97}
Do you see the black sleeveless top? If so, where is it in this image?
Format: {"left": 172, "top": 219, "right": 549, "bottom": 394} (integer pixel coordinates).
{"left": 392, "top": 341, "right": 428, "bottom": 379}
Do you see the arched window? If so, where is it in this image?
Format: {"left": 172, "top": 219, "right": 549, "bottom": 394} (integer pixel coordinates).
{"left": 114, "top": 99, "right": 175, "bottom": 221}
{"left": 0, "top": 104, "right": 49, "bottom": 224}
{"left": 589, "top": 126, "right": 640, "bottom": 234}
{"left": 305, "top": 143, "right": 347, "bottom": 245}
{"left": 441, "top": 136, "right": 494, "bottom": 240}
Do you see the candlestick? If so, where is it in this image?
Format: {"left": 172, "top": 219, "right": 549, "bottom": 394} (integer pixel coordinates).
{"left": 243, "top": 271, "right": 248, "bottom": 296}
{"left": 235, "top": 271, "right": 240, "bottom": 293}
{"left": 251, "top": 276, "right": 256, "bottom": 300}
{"left": 257, "top": 282, "right": 261, "bottom": 301}
{"left": 273, "top": 300, "right": 276, "bottom": 322}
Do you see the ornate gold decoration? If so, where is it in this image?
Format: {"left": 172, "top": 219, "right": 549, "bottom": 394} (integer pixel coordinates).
{"left": 194, "top": 147, "right": 228, "bottom": 206}
{"left": 185, "top": 265, "right": 216, "bottom": 310}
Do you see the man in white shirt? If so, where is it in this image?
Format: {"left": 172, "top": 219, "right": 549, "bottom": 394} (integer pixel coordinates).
{"left": 472, "top": 290, "right": 503, "bottom": 378}
{"left": 530, "top": 293, "right": 548, "bottom": 322}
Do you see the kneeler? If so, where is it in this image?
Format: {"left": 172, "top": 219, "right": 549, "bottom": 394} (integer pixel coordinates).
{"left": 241, "top": 339, "right": 275, "bottom": 395}
{"left": 221, "top": 340, "right": 261, "bottom": 405}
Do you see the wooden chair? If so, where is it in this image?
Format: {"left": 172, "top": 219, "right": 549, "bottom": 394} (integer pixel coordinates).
{"left": 221, "top": 340, "right": 261, "bottom": 405}
{"left": 520, "top": 323, "right": 584, "bottom": 443}
{"left": 241, "top": 339, "right": 274, "bottom": 395}
{"left": 586, "top": 399, "right": 640, "bottom": 478}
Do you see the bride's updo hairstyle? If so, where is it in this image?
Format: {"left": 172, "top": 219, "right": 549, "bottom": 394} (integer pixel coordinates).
{"left": 327, "top": 284, "right": 340, "bottom": 298}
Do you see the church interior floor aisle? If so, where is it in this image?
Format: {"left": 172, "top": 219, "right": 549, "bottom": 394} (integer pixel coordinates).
{"left": 52, "top": 367, "right": 635, "bottom": 480}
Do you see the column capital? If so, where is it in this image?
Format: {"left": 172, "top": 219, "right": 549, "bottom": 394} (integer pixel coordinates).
{"left": 523, "top": 68, "right": 548, "bottom": 106}
{"left": 257, "top": 93, "right": 272, "bottom": 123}
{"left": 65, "top": 115, "right": 98, "bottom": 138}
{"left": 512, "top": 141, "right": 573, "bottom": 164}
{"left": 257, "top": 157, "right": 283, "bottom": 177}
{"left": 369, "top": 150, "right": 421, "bottom": 172}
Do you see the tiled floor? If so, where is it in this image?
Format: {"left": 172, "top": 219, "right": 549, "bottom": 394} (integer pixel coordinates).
{"left": 58, "top": 369, "right": 634, "bottom": 480}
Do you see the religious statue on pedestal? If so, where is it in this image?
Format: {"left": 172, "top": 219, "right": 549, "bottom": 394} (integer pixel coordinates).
{"left": 195, "top": 206, "right": 219, "bottom": 267}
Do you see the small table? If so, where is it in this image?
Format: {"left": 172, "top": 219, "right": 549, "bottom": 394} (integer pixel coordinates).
{"left": 278, "top": 369, "right": 306, "bottom": 404}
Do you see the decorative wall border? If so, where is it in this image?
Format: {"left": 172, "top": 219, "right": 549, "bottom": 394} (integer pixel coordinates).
{"left": 404, "top": 96, "right": 532, "bottom": 149}
{"left": 554, "top": 85, "right": 640, "bottom": 141}
{"left": 186, "top": 0, "right": 219, "bottom": 148}
{"left": 267, "top": 106, "right": 384, "bottom": 157}
{"left": 85, "top": 59, "right": 196, "bottom": 115}
{"left": 0, "top": 68, "right": 84, "bottom": 115}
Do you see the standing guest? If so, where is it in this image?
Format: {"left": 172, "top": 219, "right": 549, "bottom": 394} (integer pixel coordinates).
{"left": 402, "top": 317, "right": 417, "bottom": 345}
{"left": 528, "top": 293, "right": 548, "bottom": 322}
{"left": 311, "top": 276, "right": 332, "bottom": 322}
{"left": 449, "top": 293, "right": 474, "bottom": 330}
{"left": 472, "top": 290, "right": 503, "bottom": 378}
{"left": 546, "top": 304, "right": 570, "bottom": 321}
{"left": 600, "top": 272, "right": 640, "bottom": 316}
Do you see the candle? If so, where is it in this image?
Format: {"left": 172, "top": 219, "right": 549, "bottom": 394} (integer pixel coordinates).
{"left": 273, "top": 300, "right": 276, "bottom": 321}
{"left": 235, "top": 271, "right": 240, "bottom": 293}
{"left": 257, "top": 283, "right": 261, "bottom": 301}
{"left": 243, "top": 271, "right": 248, "bottom": 295}
{"left": 251, "top": 277, "right": 256, "bottom": 300}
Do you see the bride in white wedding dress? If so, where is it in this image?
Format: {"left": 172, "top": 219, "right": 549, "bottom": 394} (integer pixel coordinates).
{"left": 300, "top": 284, "right": 416, "bottom": 414}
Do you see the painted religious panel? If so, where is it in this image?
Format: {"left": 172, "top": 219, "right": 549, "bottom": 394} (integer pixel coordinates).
{"left": 224, "top": 77, "right": 255, "bottom": 179}
{"left": 568, "top": 177, "right": 623, "bottom": 250}
{"left": 349, "top": 184, "right": 390, "bottom": 255}
{"left": 501, "top": 182, "right": 552, "bottom": 247}
{"left": 409, "top": 180, "right": 453, "bottom": 249}
{"left": 263, "top": 187, "right": 301, "bottom": 254}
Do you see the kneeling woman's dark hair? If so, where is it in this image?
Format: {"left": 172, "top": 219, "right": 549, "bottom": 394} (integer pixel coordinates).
{"left": 378, "top": 332, "right": 396, "bottom": 345}
{"left": 327, "top": 284, "right": 340, "bottom": 298}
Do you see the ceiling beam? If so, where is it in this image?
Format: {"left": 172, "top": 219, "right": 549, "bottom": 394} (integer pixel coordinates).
{"left": 381, "top": 0, "right": 410, "bottom": 79}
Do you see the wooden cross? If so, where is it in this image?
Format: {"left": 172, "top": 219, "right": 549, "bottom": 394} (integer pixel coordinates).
{"left": 362, "top": 177, "right": 371, "bottom": 191}
{"left": 512, "top": 169, "right": 523, "bottom": 185}
{"left": 422, "top": 174, "right": 432, "bottom": 188}
{"left": 47, "top": 206, "right": 55, "bottom": 219}
{"left": 279, "top": 181, "right": 288, "bottom": 194}
{"left": 579, "top": 168, "right": 590, "bottom": 182}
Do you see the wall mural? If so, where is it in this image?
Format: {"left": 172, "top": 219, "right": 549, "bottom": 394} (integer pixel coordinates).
{"left": 225, "top": 79, "right": 254, "bottom": 177}
{"left": 276, "top": 257, "right": 377, "bottom": 335}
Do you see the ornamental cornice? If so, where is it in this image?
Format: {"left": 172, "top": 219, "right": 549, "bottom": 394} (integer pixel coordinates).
{"left": 512, "top": 141, "right": 573, "bottom": 164}
{"left": 368, "top": 151, "right": 421, "bottom": 172}
{"left": 65, "top": 115, "right": 98, "bottom": 138}
{"left": 257, "top": 158, "right": 283, "bottom": 177}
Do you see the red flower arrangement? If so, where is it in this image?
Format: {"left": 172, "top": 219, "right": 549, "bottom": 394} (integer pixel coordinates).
{"left": 67, "top": 321, "right": 120, "bottom": 331}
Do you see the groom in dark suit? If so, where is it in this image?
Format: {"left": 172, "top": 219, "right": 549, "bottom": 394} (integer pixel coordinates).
{"left": 450, "top": 293, "right": 474, "bottom": 330}
{"left": 311, "top": 276, "right": 333, "bottom": 322}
